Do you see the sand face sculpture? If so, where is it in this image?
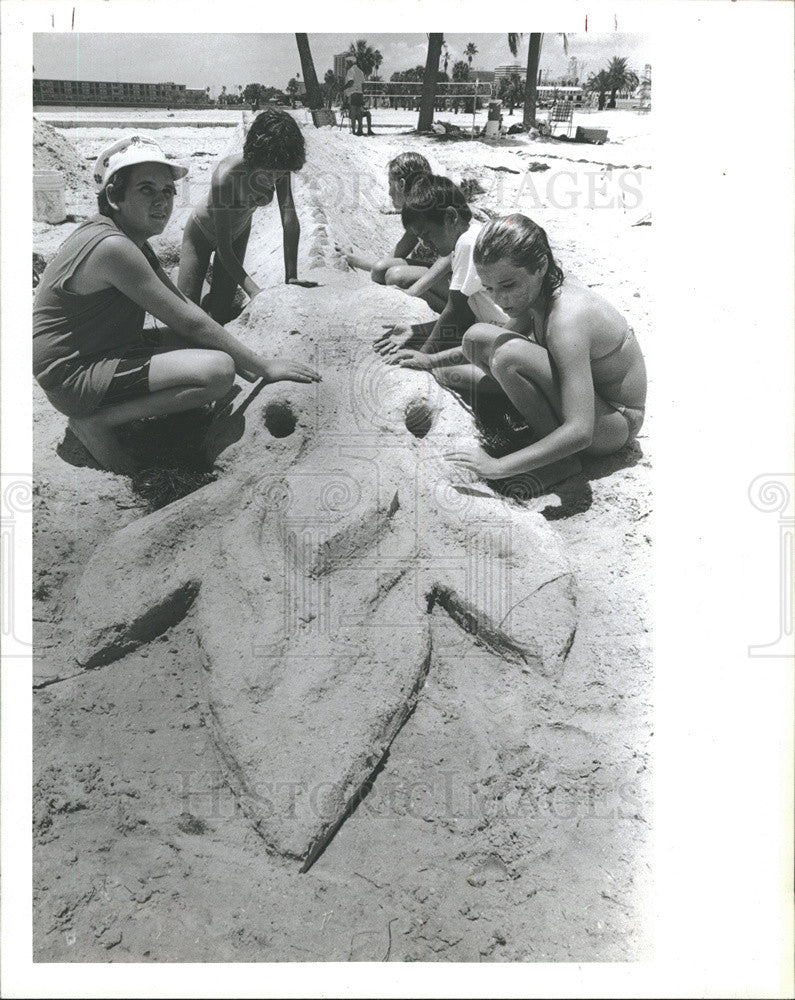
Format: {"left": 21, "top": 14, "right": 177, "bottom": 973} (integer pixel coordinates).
{"left": 74, "top": 262, "right": 577, "bottom": 871}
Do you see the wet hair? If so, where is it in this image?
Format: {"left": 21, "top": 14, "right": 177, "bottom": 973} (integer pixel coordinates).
{"left": 400, "top": 174, "right": 472, "bottom": 229}
{"left": 243, "top": 110, "right": 306, "bottom": 172}
{"left": 388, "top": 152, "right": 432, "bottom": 194}
{"left": 97, "top": 164, "right": 135, "bottom": 216}
{"left": 473, "top": 214, "right": 564, "bottom": 300}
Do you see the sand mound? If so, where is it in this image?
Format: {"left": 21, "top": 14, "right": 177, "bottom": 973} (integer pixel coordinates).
{"left": 33, "top": 117, "right": 92, "bottom": 195}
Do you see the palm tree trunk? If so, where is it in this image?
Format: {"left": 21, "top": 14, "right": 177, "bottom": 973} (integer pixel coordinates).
{"left": 295, "top": 33, "right": 323, "bottom": 110}
{"left": 522, "top": 33, "right": 543, "bottom": 128}
{"left": 417, "top": 33, "right": 444, "bottom": 132}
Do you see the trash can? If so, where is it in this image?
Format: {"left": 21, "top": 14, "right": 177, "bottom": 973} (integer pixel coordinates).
{"left": 487, "top": 101, "right": 502, "bottom": 121}
{"left": 33, "top": 170, "right": 66, "bottom": 224}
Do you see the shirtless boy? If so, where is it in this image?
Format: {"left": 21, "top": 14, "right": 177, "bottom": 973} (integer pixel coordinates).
{"left": 178, "top": 110, "right": 317, "bottom": 325}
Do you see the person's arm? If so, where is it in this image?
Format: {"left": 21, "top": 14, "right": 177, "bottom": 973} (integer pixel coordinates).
{"left": 208, "top": 171, "right": 261, "bottom": 300}
{"left": 404, "top": 254, "right": 452, "bottom": 298}
{"left": 447, "top": 319, "right": 595, "bottom": 478}
{"left": 393, "top": 229, "right": 419, "bottom": 259}
{"left": 421, "top": 290, "right": 474, "bottom": 353}
{"left": 275, "top": 173, "right": 300, "bottom": 283}
{"left": 92, "top": 237, "right": 318, "bottom": 383}
{"left": 386, "top": 291, "right": 475, "bottom": 368}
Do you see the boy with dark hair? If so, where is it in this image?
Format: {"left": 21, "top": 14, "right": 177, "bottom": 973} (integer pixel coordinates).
{"left": 178, "top": 110, "right": 316, "bottom": 325}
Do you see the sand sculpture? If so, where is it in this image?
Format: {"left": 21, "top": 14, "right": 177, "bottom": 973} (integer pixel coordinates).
{"left": 74, "top": 270, "right": 577, "bottom": 870}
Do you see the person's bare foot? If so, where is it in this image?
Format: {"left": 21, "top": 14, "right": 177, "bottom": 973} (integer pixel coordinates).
{"left": 68, "top": 416, "right": 139, "bottom": 476}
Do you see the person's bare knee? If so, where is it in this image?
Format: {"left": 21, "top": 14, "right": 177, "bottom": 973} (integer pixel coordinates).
{"left": 371, "top": 258, "right": 391, "bottom": 284}
{"left": 462, "top": 322, "right": 502, "bottom": 364}
{"left": 490, "top": 338, "right": 531, "bottom": 379}
{"left": 384, "top": 266, "right": 417, "bottom": 290}
{"left": 202, "top": 352, "right": 235, "bottom": 397}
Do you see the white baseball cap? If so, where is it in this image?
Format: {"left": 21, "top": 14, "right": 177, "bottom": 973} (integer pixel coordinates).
{"left": 93, "top": 134, "right": 188, "bottom": 190}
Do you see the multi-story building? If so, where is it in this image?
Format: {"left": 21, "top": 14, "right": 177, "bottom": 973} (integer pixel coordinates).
{"left": 333, "top": 52, "right": 350, "bottom": 83}
{"left": 493, "top": 63, "right": 522, "bottom": 87}
{"left": 33, "top": 78, "right": 210, "bottom": 107}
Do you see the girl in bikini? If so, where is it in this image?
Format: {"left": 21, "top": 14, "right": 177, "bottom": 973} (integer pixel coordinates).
{"left": 433, "top": 213, "right": 647, "bottom": 485}
{"left": 178, "top": 110, "right": 316, "bottom": 325}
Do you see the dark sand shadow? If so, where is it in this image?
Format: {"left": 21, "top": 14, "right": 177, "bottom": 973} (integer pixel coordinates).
{"left": 466, "top": 391, "right": 646, "bottom": 521}
{"left": 56, "top": 408, "right": 218, "bottom": 511}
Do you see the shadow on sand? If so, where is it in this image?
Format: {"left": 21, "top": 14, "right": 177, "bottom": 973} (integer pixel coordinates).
{"left": 57, "top": 408, "right": 218, "bottom": 511}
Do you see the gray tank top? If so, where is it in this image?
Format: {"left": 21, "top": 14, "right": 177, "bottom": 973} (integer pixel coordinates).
{"left": 33, "top": 215, "right": 159, "bottom": 416}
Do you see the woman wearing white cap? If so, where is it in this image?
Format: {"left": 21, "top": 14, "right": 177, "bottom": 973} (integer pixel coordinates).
{"left": 33, "top": 135, "right": 320, "bottom": 475}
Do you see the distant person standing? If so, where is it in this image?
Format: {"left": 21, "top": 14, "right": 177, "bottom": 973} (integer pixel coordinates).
{"left": 343, "top": 54, "right": 372, "bottom": 136}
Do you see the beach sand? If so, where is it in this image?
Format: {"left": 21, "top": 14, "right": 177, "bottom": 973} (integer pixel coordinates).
{"left": 32, "top": 107, "right": 653, "bottom": 962}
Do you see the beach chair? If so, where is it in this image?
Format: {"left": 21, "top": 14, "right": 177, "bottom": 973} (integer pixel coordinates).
{"left": 311, "top": 108, "right": 337, "bottom": 127}
{"left": 547, "top": 101, "right": 575, "bottom": 138}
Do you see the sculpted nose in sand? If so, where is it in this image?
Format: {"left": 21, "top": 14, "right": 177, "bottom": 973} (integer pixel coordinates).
{"left": 74, "top": 275, "right": 577, "bottom": 870}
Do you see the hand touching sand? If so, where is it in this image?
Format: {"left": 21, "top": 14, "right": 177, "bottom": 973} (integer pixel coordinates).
{"left": 286, "top": 278, "right": 321, "bottom": 288}
{"left": 385, "top": 349, "right": 433, "bottom": 371}
{"left": 373, "top": 325, "right": 414, "bottom": 357}
{"left": 444, "top": 445, "right": 505, "bottom": 479}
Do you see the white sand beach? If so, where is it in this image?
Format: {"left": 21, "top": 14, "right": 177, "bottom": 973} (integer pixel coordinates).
{"left": 32, "top": 106, "right": 653, "bottom": 962}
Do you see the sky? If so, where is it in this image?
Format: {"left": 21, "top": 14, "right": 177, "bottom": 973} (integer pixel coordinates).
{"left": 32, "top": 32, "right": 651, "bottom": 97}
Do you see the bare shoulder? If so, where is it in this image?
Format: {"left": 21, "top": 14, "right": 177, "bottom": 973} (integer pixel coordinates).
{"left": 547, "top": 278, "right": 623, "bottom": 344}
{"left": 212, "top": 154, "right": 245, "bottom": 189}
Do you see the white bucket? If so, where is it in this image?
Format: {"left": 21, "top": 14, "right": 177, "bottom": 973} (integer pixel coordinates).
{"left": 33, "top": 169, "right": 66, "bottom": 224}
{"left": 484, "top": 120, "right": 501, "bottom": 140}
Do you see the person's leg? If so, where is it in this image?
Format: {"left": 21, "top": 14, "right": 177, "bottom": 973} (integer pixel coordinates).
{"left": 346, "top": 251, "right": 377, "bottom": 272}
{"left": 352, "top": 97, "right": 364, "bottom": 135}
{"left": 585, "top": 398, "right": 639, "bottom": 454}
{"left": 206, "top": 223, "right": 251, "bottom": 324}
{"left": 383, "top": 263, "right": 450, "bottom": 313}
{"left": 464, "top": 325, "right": 581, "bottom": 485}
{"left": 68, "top": 350, "right": 235, "bottom": 475}
{"left": 177, "top": 214, "right": 214, "bottom": 304}
{"left": 371, "top": 257, "right": 411, "bottom": 285}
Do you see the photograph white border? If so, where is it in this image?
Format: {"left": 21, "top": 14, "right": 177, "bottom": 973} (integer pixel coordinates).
{"left": 3, "top": 1, "right": 793, "bottom": 997}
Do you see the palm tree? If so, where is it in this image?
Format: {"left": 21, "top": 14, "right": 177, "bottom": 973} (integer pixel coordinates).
{"left": 587, "top": 69, "right": 610, "bottom": 110}
{"left": 508, "top": 32, "right": 542, "bottom": 127}
{"left": 464, "top": 42, "right": 478, "bottom": 69}
{"left": 220, "top": 84, "right": 227, "bottom": 106}
{"left": 417, "top": 33, "right": 444, "bottom": 132}
{"left": 347, "top": 39, "right": 380, "bottom": 79}
{"left": 442, "top": 41, "right": 450, "bottom": 77}
{"left": 295, "top": 33, "right": 323, "bottom": 109}
{"left": 508, "top": 32, "right": 568, "bottom": 129}
{"left": 606, "top": 56, "right": 631, "bottom": 108}
{"left": 286, "top": 78, "right": 299, "bottom": 108}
